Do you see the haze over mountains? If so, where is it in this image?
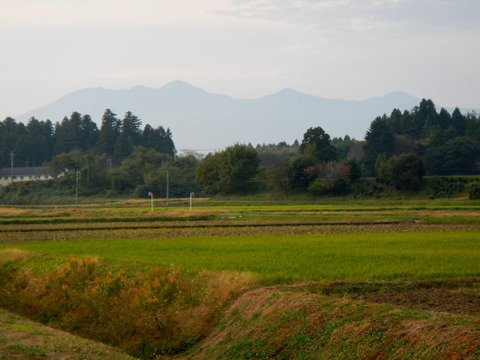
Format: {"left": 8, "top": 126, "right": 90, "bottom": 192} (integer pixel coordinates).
{"left": 15, "top": 81, "right": 474, "bottom": 152}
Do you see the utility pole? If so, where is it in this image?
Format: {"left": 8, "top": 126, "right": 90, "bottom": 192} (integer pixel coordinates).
{"left": 75, "top": 170, "right": 81, "bottom": 207}
{"left": 10, "top": 152, "right": 14, "bottom": 183}
{"left": 166, "top": 170, "right": 169, "bottom": 206}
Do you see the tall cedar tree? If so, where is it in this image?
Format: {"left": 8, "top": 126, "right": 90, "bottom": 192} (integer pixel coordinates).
{"left": 96, "top": 109, "right": 121, "bottom": 157}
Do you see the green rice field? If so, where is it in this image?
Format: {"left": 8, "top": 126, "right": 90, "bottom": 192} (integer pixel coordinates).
{"left": 2, "top": 230, "right": 479, "bottom": 283}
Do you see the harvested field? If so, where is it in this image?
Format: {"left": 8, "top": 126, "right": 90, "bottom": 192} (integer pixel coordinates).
{"left": 1, "top": 221, "right": 480, "bottom": 244}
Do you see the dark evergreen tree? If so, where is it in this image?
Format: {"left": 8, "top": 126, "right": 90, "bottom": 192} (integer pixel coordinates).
{"left": 363, "top": 115, "right": 395, "bottom": 175}
{"left": 142, "top": 124, "right": 157, "bottom": 149}
{"left": 80, "top": 114, "right": 99, "bottom": 151}
{"left": 113, "top": 132, "right": 135, "bottom": 165}
{"left": 26, "top": 117, "right": 54, "bottom": 166}
{"left": 387, "top": 108, "right": 403, "bottom": 134}
{"left": 406, "top": 99, "right": 437, "bottom": 140}
{"left": 451, "top": 107, "right": 467, "bottom": 136}
{"left": 141, "top": 125, "right": 176, "bottom": 156}
{"left": 437, "top": 108, "right": 452, "bottom": 130}
{"left": 53, "top": 112, "right": 83, "bottom": 155}
{"left": 0, "top": 117, "right": 21, "bottom": 168}
{"left": 96, "top": 109, "right": 121, "bottom": 157}
{"left": 121, "top": 111, "right": 142, "bottom": 146}
{"left": 424, "top": 137, "right": 480, "bottom": 175}
{"left": 156, "top": 127, "right": 176, "bottom": 156}
{"left": 466, "top": 112, "right": 480, "bottom": 141}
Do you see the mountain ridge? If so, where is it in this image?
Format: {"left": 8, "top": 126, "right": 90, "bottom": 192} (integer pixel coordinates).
{"left": 15, "top": 82, "right": 473, "bottom": 151}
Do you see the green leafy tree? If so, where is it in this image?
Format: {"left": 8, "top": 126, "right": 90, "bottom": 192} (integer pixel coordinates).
{"left": 108, "top": 147, "right": 173, "bottom": 196}
{"left": 169, "top": 153, "right": 201, "bottom": 196}
{"left": 81, "top": 153, "right": 110, "bottom": 193}
{"left": 50, "top": 149, "right": 85, "bottom": 177}
{"left": 264, "top": 161, "right": 290, "bottom": 195}
{"left": 299, "top": 126, "right": 337, "bottom": 162}
{"left": 376, "top": 153, "right": 425, "bottom": 191}
{"left": 195, "top": 152, "right": 222, "bottom": 194}
{"left": 287, "top": 156, "right": 316, "bottom": 191}
{"left": 219, "top": 144, "right": 259, "bottom": 194}
{"left": 306, "top": 161, "right": 352, "bottom": 195}
{"left": 196, "top": 144, "right": 259, "bottom": 194}
{"left": 113, "top": 132, "right": 135, "bottom": 165}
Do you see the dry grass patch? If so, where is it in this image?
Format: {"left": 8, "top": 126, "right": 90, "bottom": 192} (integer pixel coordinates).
{"left": 0, "top": 256, "right": 258, "bottom": 359}
{"left": 0, "top": 248, "right": 32, "bottom": 264}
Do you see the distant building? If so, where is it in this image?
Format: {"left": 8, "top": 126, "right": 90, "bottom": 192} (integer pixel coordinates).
{"left": 0, "top": 167, "right": 55, "bottom": 187}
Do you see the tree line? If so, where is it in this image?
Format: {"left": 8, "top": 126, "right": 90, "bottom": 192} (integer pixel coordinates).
{"left": 362, "top": 100, "right": 480, "bottom": 177}
{"left": 196, "top": 100, "right": 480, "bottom": 196}
{"left": 0, "top": 109, "right": 175, "bottom": 169}
{"left": 1, "top": 99, "right": 479, "bottom": 202}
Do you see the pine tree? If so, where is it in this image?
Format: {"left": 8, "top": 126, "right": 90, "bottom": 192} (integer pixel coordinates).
{"left": 96, "top": 109, "right": 120, "bottom": 157}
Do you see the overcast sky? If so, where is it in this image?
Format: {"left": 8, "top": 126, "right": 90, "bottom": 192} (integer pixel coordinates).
{"left": 1, "top": 0, "right": 479, "bottom": 121}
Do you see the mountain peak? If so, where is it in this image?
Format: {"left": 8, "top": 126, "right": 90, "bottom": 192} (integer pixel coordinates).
{"left": 367, "top": 91, "right": 419, "bottom": 103}
{"left": 161, "top": 80, "right": 202, "bottom": 92}
{"left": 14, "top": 82, "right": 445, "bottom": 150}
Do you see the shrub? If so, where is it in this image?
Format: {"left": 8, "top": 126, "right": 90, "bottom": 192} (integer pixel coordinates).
{"left": 0, "top": 255, "right": 256, "bottom": 359}
{"left": 468, "top": 182, "right": 480, "bottom": 199}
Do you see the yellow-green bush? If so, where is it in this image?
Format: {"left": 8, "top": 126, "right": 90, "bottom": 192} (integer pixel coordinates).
{"left": 0, "top": 252, "right": 256, "bottom": 358}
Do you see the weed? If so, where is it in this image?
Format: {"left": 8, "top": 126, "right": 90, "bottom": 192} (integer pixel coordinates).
{"left": 5, "top": 344, "right": 47, "bottom": 357}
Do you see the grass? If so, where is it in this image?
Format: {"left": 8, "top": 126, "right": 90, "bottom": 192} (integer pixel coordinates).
{"left": 190, "top": 286, "right": 480, "bottom": 360}
{"left": 3, "top": 231, "right": 479, "bottom": 283}
{"left": 0, "top": 308, "right": 136, "bottom": 360}
{"left": 1, "top": 199, "right": 480, "bottom": 358}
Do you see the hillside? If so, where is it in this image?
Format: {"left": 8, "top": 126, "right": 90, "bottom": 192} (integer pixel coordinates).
{"left": 2, "top": 282, "right": 479, "bottom": 360}
{"left": 15, "top": 81, "right": 427, "bottom": 151}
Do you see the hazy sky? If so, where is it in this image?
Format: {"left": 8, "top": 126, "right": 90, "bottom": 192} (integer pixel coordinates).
{"left": 1, "top": 0, "right": 479, "bottom": 120}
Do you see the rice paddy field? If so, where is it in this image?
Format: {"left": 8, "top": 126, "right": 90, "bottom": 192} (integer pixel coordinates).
{"left": 1, "top": 198, "right": 480, "bottom": 359}
{"left": 1, "top": 198, "right": 480, "bottom": 283}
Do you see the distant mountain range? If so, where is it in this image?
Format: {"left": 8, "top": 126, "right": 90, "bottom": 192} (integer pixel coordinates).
{"left": 15, "top": 81, "right": 476, "bottom": 152}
